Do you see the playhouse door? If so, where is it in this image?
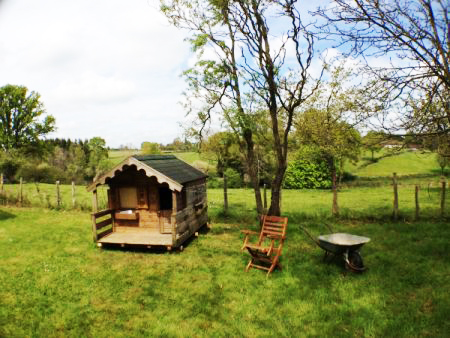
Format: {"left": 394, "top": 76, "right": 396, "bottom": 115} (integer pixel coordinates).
{"left": 159, "top": 210, "right": 172, "bottom": 233}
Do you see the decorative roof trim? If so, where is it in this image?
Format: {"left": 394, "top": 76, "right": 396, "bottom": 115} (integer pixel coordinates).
{"left": 86, "top": 156, "right": 183, "bottom": 192}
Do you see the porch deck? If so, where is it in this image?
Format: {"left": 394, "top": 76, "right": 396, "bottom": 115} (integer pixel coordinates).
{"left": 98, "top": 231, "right": 173, "bottom": 246}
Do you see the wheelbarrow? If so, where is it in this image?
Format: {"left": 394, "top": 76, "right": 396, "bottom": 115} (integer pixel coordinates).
{"left": 300, "top": 224, "right": 370, "bottom": 272}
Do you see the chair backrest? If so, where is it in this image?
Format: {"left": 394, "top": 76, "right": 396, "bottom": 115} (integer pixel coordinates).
{"left": 260, "top": 215, "right": 288, "bottom": 242}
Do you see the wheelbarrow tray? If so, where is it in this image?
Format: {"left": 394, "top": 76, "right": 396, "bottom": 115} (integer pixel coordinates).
{"left": 317, "top": 233, "right": 370, "bottom": 255}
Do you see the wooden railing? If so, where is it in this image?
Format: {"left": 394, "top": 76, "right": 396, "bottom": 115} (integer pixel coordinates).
{"left": 91, "top": 209, "right": 114, "bottom": 242}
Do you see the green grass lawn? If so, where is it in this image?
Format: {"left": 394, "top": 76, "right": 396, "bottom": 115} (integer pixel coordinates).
{"left": 0, "top": 205, "right": 449, "bottom": 336}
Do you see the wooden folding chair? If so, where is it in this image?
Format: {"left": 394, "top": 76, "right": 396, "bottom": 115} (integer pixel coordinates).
{"left": 241, "top": 215, "right": 288, "bottom": 276}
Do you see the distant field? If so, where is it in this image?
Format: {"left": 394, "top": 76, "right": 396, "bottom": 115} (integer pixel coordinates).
{"left": 107, "top": 149, "right": 139, "bottom": 167}
{"left": 345, "top": 149, "right": 444, "bottom": 178}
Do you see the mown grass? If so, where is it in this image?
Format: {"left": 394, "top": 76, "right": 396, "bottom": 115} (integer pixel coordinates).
{"left": 0, "top": 203, "right": 449, "bottom": 337}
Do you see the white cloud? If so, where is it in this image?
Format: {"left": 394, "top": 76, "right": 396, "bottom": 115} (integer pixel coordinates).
{"left": 0, "top": 0, "right": 192, "bottom": 147}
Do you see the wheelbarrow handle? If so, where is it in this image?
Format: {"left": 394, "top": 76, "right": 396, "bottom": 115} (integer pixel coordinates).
{"left": 299, "top": 225, "right": 321, "bottom": 246}
{"left": 323, "top": 223, "right": 334, "bottom": 233}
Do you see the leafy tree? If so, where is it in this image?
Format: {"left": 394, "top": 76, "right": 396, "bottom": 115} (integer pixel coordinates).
{"left": 201, "top": 131, "right": 242, "bottom": 177}
{"left": 437, "top": 153, "right": 449, "bottom": 175}
{"left": 294, "top": 65, "right": 363, "bottom": 215}
{"left": 362, "top": 131, "right": 386, "bottom": 161}
{"left": 161, "top": 0, "right": 322, "bottom": 215}
{"left": 141, "top": 142, "right": 161, "bottom": 155}
{"left": 314, "top": 0, "right": 449, "bottom": 137}
{"left": 86, "top": 137, "right": 109, "bottom": 179}
{"left": 0, "top": 84, "right": 55, "bottom": 151}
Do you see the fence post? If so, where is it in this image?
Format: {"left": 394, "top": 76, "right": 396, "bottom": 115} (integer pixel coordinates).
{"left": 72, "top": 181, "right": 76, "bottom": 209}
{"left": 19, "top": 177, "right": 23, "bottom": 206}
{"left": 92, "top": 189, "right": 98, "bottom": 213}
{"left": 56, "top": 181, "right": 61, "bottom": 208}
{"left": 223, "top": 174, "right": 228, "bottom": 214}
{"left": 441, "top": 177, "right": 446, "bottom": 218}
{"left": 0, "top": 173, "right": 3, "bottom": 193}
{"left": 415, "top": 185, "right": 420, "bottom": 220}
{"left": 393, "top": 172, "right": 399, "bottom": 220}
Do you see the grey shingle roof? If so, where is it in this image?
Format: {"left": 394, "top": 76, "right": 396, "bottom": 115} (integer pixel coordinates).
{"left": 133, "top": 155, "right": 207, "bottom": 184}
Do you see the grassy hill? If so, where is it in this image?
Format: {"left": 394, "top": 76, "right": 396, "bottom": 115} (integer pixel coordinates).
{"left": 345, "top": 149, "right": 445, "bottom": 178}
{"left": 107, "top": 148, "right": 446, "bottom": 182}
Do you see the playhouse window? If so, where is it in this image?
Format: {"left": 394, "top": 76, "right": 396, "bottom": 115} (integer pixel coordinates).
{"left": 119, "top": 187, "right": 138, "bottom": 208}
{"left": 159, "top": 186, "right": 172, "bottom": 210}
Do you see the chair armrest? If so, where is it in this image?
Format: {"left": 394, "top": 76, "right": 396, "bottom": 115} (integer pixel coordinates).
{"left": 241, "top": 230, "right": 260, "bottom": 251}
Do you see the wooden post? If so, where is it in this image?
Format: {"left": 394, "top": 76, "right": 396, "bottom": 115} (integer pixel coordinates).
{"left": 172, "top": 191, "right": 178, "bottom": 245}
{"left": 19, "top": 177, "right": 23, "bottom": 206}
{"left": 263, "top": 183, "right": 267, "bottom": 211}
{"left": 415, "top": 185, "right": 420, "bottom": 221}
{"left": 223, "top": 173, "right": 228, "bottom": 213}
{"left": 92, "top": 189, "right": 98, "bottom": 213}
{"left": 441, "top": 177, "right": 446, "bottom": 218}
{"left": 393, "top": 173, "right": 398, "bottom": 220}
{"left": 71, "top": 181, "right": 76, "bottom": 209}
{"left": 0, "top": 173, "right": 3, "bottom": 193}
{"left": 56, "top": 181, "right": 61, "bottom": 208}
{"left": 91, "top": 214, "right": 98, "bottom": 243}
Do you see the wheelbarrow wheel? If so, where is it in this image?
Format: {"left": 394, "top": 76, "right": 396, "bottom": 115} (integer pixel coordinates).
{"left": 345, "top": 250, "right": 366, "bottom": 272}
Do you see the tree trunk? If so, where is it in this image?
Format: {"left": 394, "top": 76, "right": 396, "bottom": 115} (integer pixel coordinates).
{"left": 268, "top": 164, "right": 287, "bottom": 216}
{"left": 243, "top": 129, "right": 263, "bottom": 215}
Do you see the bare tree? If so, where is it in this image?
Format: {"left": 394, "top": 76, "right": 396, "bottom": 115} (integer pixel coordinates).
{"left": 313, "top": 0, "right": 449, "bottom": 137}
{"left": 161, "top": 0, "right": 323, "bottom": 215}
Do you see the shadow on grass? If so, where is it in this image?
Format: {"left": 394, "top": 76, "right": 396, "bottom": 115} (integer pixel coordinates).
{"left": 0, "top": 208, "right": 16, "bottom": 221}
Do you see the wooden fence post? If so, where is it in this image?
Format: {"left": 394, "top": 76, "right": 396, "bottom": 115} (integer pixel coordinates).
{"left": 56, "top": 181, "right": 61, "bottom": 208}
{"left": 415, "top": 185, "right": 420, "bottom": 220}
{"left": 441, "top": 177, "right": 446, "bottom": 218}
{"left": 71, "top": 181, "right": 76, "bottom": 209}
{"left": 223, "top": 174, "right": 228, "bottom": 213}
{"left": 393, "top": 172, "right": 399, "bottom": 220}
{"left": 0, "top": 173, "right": 3, "bottom": 193}
{"left": 92, "top": 189, "right": 98, "bottom": 213}
{"left": 19, "top": 177, "right": 23, "bottom": 206}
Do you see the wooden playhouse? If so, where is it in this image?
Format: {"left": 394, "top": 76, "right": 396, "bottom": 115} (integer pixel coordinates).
{"left": 87, "top": 155, "right": 208, "bottom": 250}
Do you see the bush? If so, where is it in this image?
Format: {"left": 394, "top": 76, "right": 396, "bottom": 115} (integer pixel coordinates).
{"left": 0, "top": 156, "right": 22, "bottom": 182}
{"left": 207, "top": 173, "right": 222, "bottom": 189}
{"left": 16, "top": 162, "right": 68, "bottom": 184}
{"left": 283, "top": 159, "right": 331, "bottom": 189}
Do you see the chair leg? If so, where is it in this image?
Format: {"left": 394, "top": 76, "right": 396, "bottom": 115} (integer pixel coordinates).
{"left": 267, "top": 257, "right": 279, "bottom": 276}
{"left": 245, "top": 259, "right": 253, "bottom": 272}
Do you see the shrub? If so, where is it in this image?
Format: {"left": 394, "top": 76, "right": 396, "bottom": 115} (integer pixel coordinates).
{"left": 283, "top": 159, "right": 331, "bottom": 189}
{"left": 224, "top": 168, "right": 242, "bottom": 188}
{"left": 16, "top": 162, "right": 68, "bottom": 184}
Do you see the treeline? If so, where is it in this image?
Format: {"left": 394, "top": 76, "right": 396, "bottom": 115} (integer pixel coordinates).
{"left": 0, "top": 137, "right": 109, "bottom": 185}
{"left": 139, "top": 137, "right": 198, "bottom": 154}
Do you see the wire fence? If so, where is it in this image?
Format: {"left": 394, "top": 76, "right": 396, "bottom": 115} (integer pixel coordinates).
{"left": 0, "top": 174, "right": 447, "bottom": 221}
